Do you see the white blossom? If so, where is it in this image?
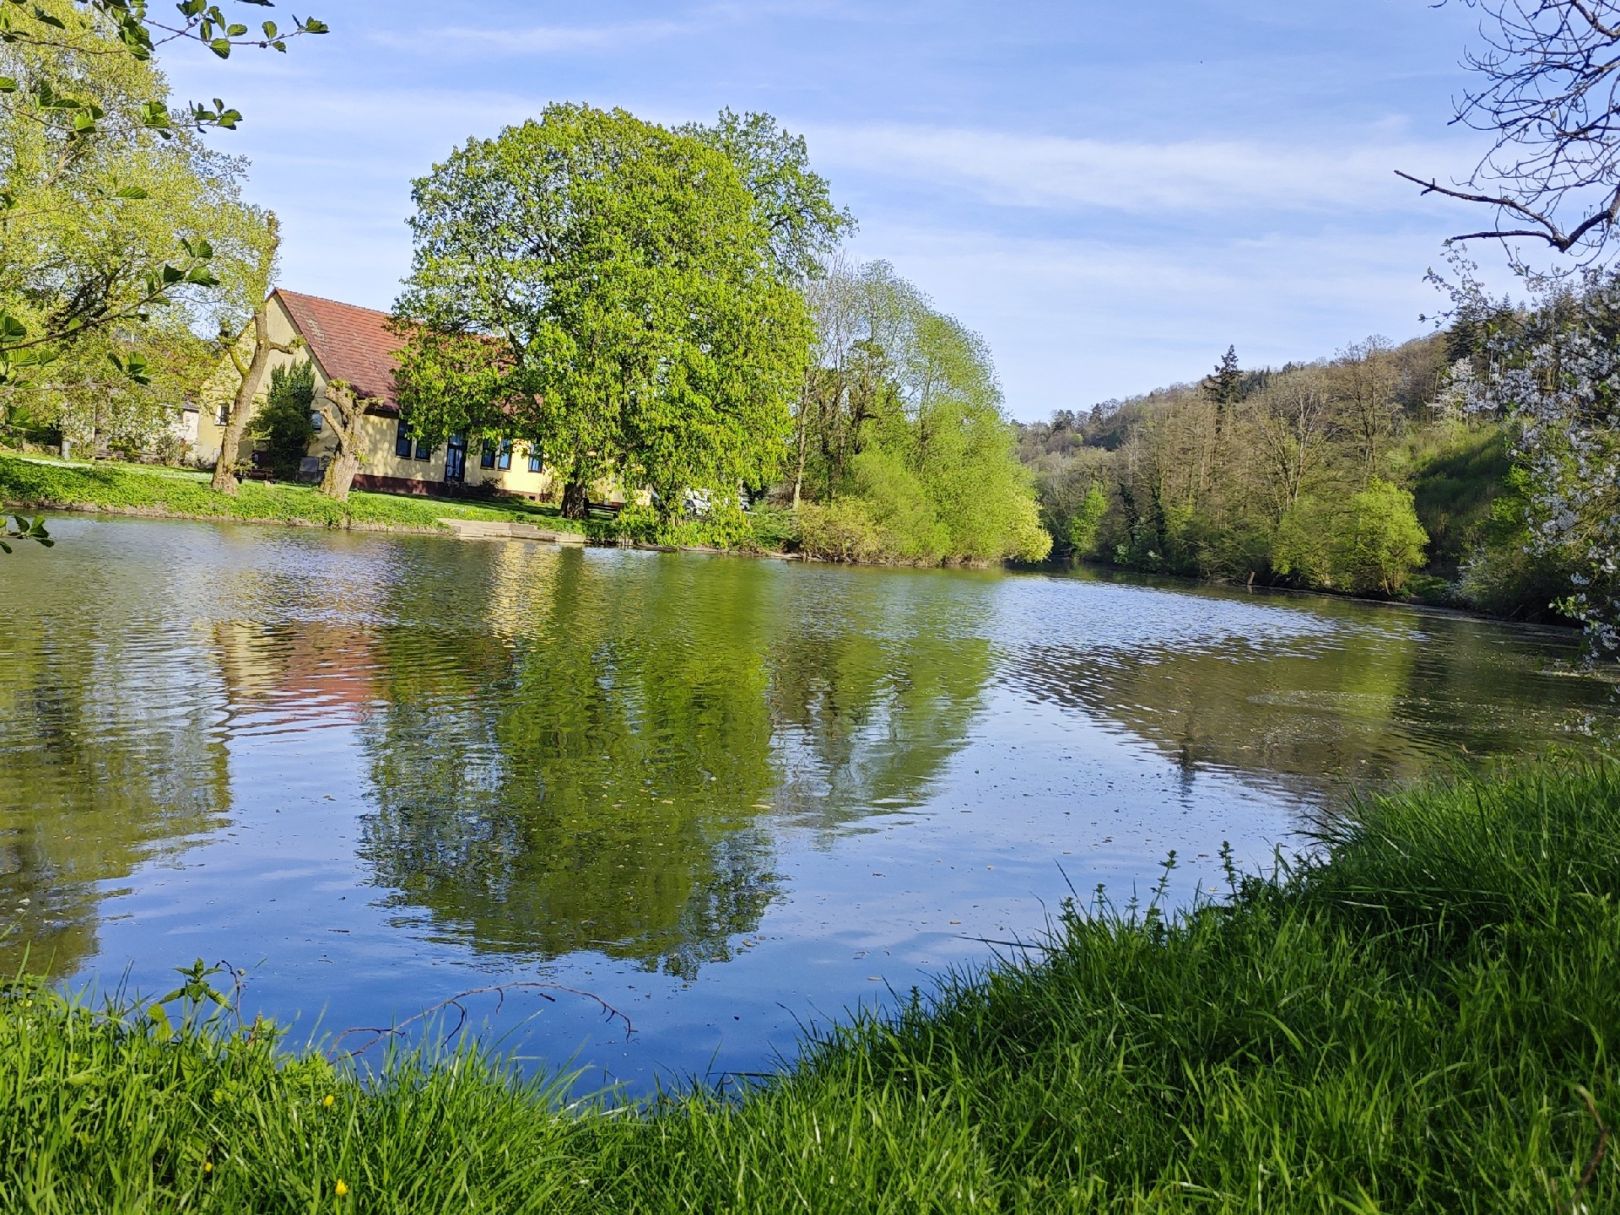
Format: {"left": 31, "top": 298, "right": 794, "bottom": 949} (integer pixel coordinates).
{"left": 1457, "top": 262, "right": 1620, "bottom": 661}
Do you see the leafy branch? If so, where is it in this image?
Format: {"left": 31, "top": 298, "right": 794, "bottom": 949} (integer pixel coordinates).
{"left": 0, "top": 514, "right": 51, "bottom": 552}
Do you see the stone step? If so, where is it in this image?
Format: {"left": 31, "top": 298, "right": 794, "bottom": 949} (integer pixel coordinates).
{"left": 437, "top": 518, "right": 586, "bottom": 545}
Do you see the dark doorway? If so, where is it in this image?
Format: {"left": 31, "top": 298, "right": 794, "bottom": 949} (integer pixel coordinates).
{"left": 445, "top": 434, "right": 467, "bottom": 484}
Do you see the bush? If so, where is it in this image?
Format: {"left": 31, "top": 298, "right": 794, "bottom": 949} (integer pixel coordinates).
{"left": 849, "top": 445, "right": 950, "bottom": 563}
{"left": 1063, "top": 480, "right": 1108, "bottom": 560}
{"left": 1338, "top": 478, "right": 1429, "bottom": 594}
{"left": 1274, "top": 479, "right": 1428, "bottom": 595}
{"left": 255, "top": 360, "right": 317, "bottom": 479}
{"left": 796, "top": 498, "right": 885, "bottom": 563}
{"left": 741, "top": 502, "right": 799, "bottom": 552}
{"left": 149, "top": 431, "right": 191, "bottom": 468}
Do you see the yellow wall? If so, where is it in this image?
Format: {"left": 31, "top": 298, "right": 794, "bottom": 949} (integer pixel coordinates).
{"left": 196, "top": 295, "right": 561, "bottom": 499}
{"left": 194, "top": 295, "right": 308, "bottom": 466}
{"left": 338, "top": 416, "right": 557, "bottom": 498}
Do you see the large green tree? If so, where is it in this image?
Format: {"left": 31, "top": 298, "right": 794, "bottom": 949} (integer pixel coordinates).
{"left": 794, "top": 260, "right": 1051, "bottom": 565}
{"left": 0, "top": 1, "right": 327, "bottom": 386}
{"left": 679, "top": 108, "right": 854, "bottom": 284}
{"left": 394, "top": 104, "right": 813, "bottom": 523}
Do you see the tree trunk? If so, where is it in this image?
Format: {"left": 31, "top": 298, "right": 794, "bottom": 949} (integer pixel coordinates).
{"left": 792, "top": 423, "right": 808, "bottom": 509}
{"left": 320, "top": 451, "right": 360, "bottom": 502}
{"left": 561, "top": 478, "right": 589, "bottom": 520}
{"left": 315, "top": 381, "right": 365, "bottom": 503}
{"left": 210, "top": 311, "right": 271, "bottom": 496}
{"left": 212, "top": 215, "right": 282, "bottom": 497}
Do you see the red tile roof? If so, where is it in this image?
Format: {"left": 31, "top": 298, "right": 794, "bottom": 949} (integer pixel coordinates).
{"left": 274, "top": 289, "right": 405, "bottom": 416}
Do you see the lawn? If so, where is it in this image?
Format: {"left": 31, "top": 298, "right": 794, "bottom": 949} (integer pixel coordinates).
{"left": 0, "top": 453, "right": 595, "bottom": 536}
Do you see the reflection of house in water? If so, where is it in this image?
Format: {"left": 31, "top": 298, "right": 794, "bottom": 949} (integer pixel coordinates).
{"left": 209, "top": 619, "right": 382, "bottom": 735}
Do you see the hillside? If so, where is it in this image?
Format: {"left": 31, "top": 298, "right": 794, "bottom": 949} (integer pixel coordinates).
{"left": 1017, "top": 332, "right": 1575, "bottom": 621}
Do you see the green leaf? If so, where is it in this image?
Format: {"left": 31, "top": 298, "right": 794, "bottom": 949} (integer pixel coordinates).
{"left": 260, "top": 19, "right": 276, "bottom": 38}
{"left": 207, "top": 36, "right": 230, "bottom": 58}
{"left": 0, "top": 76, "right": 15, "bottom": 93}
{"left": 113, "top": 185, "right": 150, "bottom": 200}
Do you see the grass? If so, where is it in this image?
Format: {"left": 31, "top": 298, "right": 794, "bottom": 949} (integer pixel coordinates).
{"left": 0, "top": 453, "right": 808, "bottom": 555}
{"left": 1408, "top": 423, "right": 1513, "bottom": 575}
{"left": 0, "top": 452, "right": 594, "bottom": 537}
{"left": 1, "top": 758, "right": 1617, "bottom": 1211}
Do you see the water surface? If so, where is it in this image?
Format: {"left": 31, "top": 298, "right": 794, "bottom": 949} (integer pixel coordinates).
{"left": 1, "top": 516, "right": 1608, "bottom": 1092}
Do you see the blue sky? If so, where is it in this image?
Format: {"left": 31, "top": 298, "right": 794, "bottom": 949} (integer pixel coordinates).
{"left": 164, "top": 1, "right": 1500, "bottom": 420}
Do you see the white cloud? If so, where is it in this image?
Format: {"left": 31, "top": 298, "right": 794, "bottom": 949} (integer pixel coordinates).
{"left": 842, "top": 221, "right": 1463, "bottom": 415}
{"left": 371, "top": 20, "right": 686, "bottom": 55}
{"left": 803, "top": 122, "right": 1463, "bottom": 216}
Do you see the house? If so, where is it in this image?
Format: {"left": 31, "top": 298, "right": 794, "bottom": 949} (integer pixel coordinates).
{"left": 194, "top": 289, "right": 557, "bottom": 499}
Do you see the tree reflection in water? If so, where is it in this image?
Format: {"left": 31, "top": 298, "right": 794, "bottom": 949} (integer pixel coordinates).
{"left": 356, "top": 551, "right": 995, "bottom": 979}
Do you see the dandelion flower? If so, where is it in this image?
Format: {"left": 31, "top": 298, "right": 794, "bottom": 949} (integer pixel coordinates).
{"left": 336, "top": 1179, "right": 349, "bottom": 1197}
{"left": 203, "top": 1161, "right": 213, "bottom": 1175}
{"left": 322, "top": 1094, "right": 335, "bottom": 1109}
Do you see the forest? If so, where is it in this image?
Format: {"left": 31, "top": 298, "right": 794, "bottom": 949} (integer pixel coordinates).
{"left": 1018, "top": 319, "right": 1575, "bottom": 621}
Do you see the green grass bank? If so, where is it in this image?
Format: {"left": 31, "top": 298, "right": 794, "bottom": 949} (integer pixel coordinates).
{"left": 0, "top": 453, "right": 810, "bottom": 554}
{"left": 0, "top": 453, "right": 596, "bottom": 536}
{"left": 3, "top": 759, "right": 1617, "bottom": 1212}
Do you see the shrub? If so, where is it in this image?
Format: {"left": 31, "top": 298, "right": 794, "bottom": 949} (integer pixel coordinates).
{"left": 1338, "top": 478, "right": 1429, "bottom": 594}
{"left": 796, "top": 498, "right": 884, "bottom": 563}
{"left": 742, "top": 502, "right": 799, "bottom": 552}
{"left": 255, "top": 360, "right": 317, "bottom": 479}
{"left": 1064, "top": 480, "right": 1108, "bottom": 560}
{"left": 1274, "top": 480, "right": 1428, "bottom": 595}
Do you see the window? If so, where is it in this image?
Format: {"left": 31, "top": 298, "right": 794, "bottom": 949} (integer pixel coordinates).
{"left": 528, "top": 445, "right": 543, "bottom": 474}
{"left": 395, "top": 418, "right": 412, "bottom": 459}
{"left": 482, "top": 439, "right": 512, "bottom": 471}
{"left": 215, "top": 403, "right": 229, "bottom": 426}
{"left": 480, "top": 440, "right": 497, "bottom": 470}
{"left": 414, "top": 435, "right": 431, "bottom": 461}
{"left": 497, "top": 439, "right": 512, "bottom": 471}
{"left": 311, "top": 411, "right": 323, "bottom": 433}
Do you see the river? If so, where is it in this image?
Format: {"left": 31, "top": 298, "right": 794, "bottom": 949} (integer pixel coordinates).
{"left": 1, "top": 516, "right": 1609, "bottom": 1093}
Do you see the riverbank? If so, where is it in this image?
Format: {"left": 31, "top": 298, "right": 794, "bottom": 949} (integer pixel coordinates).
{"left": 0, "top": 453, "right": 599, "bottom": 537}
{"left": 0, "top": 453, "right": 815, "bottom": 558}
{"left": 2, "top": 758, "right": 1614, "bottom": 1211}
{"left": 1064, "top": 555, "right": 1586, "bottom": 634}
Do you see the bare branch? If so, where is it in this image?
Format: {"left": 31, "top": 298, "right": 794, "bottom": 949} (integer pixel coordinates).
{"left": 329, "top": 981, "right": 635, "bottom": 1059}
{"left": 1414, "top": 1, "right": 1620, "bottom": 258}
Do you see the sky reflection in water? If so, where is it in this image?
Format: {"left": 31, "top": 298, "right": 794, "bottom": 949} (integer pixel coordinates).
{"left": 0, "top": 516, "right": 1608, "bottom": 1093}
